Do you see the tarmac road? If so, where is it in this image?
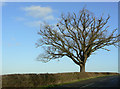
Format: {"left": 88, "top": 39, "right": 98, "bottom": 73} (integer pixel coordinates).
{"left": 48, "top": 75, "right": 120, "bottom": 89}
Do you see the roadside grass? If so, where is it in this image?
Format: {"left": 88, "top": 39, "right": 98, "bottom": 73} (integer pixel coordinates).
{"left": 31, "top": 74, "right": 117, "bottom": 89}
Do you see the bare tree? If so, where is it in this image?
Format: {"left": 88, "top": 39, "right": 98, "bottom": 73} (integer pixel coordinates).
{"left": 36, "top": 8, "right": 120, "bottom": 72}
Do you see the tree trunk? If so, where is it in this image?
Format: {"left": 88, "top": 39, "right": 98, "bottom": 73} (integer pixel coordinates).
{"left": 80, "top": 64, "right": 85, "bottom": 72}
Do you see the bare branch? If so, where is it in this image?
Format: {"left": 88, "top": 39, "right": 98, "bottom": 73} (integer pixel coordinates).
{"left": 36, "top": 8, "right": 120, "bottom": 69}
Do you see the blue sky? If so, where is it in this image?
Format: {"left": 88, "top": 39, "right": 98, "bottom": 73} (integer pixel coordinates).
{"left": 2, "top": 2, "right": 118, "bottom": 75}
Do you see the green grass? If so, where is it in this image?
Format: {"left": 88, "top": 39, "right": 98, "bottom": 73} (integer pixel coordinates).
{"left": 30, "top": 74, "right": 117, "bottom": 89}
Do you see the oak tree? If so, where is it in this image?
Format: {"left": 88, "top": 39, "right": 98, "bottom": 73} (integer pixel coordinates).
{"left": 36, "top": 8, "right": 120, "bottom": 72}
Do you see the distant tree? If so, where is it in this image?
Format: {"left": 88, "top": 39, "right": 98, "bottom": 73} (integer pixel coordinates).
{"left": 36, "top": 8, "right": 120, "bottom": 72}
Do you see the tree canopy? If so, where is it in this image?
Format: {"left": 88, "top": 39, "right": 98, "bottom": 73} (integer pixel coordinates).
{"left": 36, "top": 8, "right": 120, "bottom": 72}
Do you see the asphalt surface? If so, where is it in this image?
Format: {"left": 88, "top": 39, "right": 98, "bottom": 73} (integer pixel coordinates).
{"left": 48, "top": 75, "right": 120, "bottom": 89}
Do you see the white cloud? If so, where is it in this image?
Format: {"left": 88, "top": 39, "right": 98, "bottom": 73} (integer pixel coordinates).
{"left": 0, "top": 2, "right": 6, "bottom": 7}
{"left": 23, "top": 5, "right": 54, "bottom": 20}
{"left": 44, "top": 15, "right": 54, "bottom": 20}
{"left": 16, "top": 17, "right": 26, "bottom": 21}
{"left": 21, "top": 5, "right": 55, "bottom": 27}
{"left": 26, "top": 20, "right": 43, "bottom": 27}
{"left": 7, "top": 42, "right": 21, "bottom": 47}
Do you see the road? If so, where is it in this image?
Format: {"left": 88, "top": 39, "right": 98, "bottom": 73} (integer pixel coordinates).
{"left": 48, "top": 75, "right": 120, "bottom": 89}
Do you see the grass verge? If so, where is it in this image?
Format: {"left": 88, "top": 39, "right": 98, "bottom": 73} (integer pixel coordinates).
{"left": 31, "top": 74, "right": 118, "bottom": 89}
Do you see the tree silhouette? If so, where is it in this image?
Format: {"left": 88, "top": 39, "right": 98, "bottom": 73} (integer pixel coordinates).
{"left": 36, "top": 8, "right": 120, "bottom": 72}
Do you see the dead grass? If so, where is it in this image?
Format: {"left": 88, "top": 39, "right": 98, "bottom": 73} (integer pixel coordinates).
{"left": 2, "top": 72, "right": 118, "bottom": 88}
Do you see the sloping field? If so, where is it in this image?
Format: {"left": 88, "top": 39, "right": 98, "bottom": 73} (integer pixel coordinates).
{"left": 2, "top": 72, "right": 118, "bottom": 88}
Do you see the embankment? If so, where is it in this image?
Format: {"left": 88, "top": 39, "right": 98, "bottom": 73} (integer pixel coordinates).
{"left": 2, "top": 72, "right": 118, "bottom": 87}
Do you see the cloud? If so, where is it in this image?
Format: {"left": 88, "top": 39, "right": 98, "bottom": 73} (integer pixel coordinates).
{"left": 16, "top": 17, "right": 26, "bottom": 21}
{"left": 0, "top": 2, "right": 6, "bottom": 7}
{"left": 44, "top": 15, "right": 54, "bottom": 20}
{"left": 7, "top": 37, "right": 21, "bottom": 47}
{"left": 22, "top": 5, "right": 54, "bottom": 20}
{"left": 7, "top": 42, "right": 21, "bottom": 47}
{"left": 26, "top": 20, "right": 43, "bottom": 27}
